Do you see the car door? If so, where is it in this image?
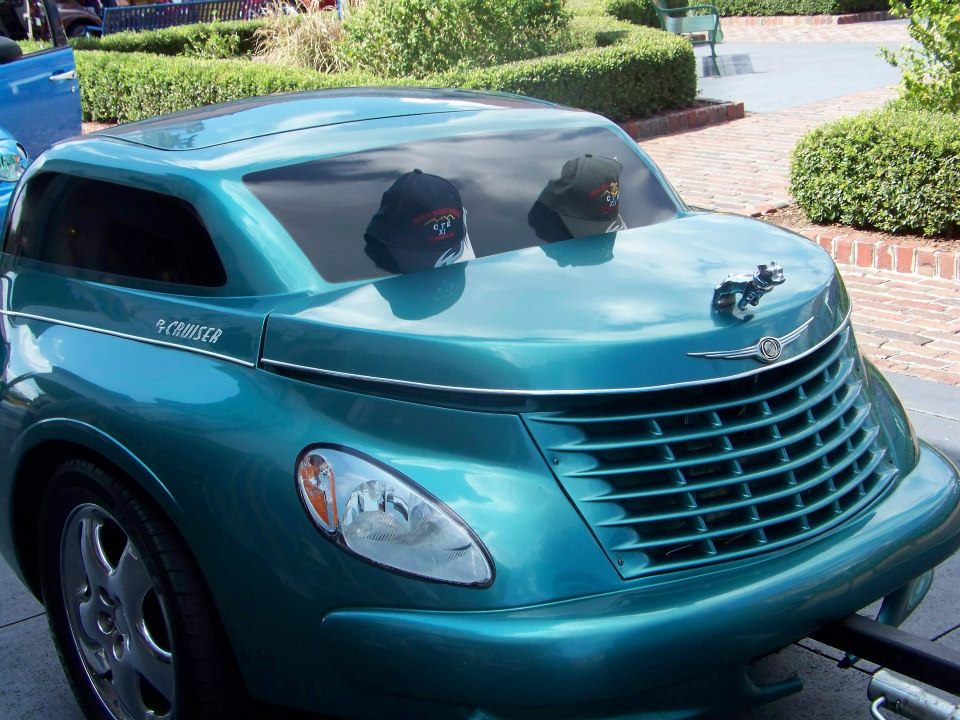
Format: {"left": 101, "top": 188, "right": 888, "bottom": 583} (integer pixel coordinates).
{"left": 0, "top": 0, "right": 81, "bottom": 159}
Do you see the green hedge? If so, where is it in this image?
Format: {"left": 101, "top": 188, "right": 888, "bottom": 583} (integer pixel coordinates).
{"left": 439, "top": 29, "right": 694, "bottom": 118}
{"left": 714, "top": 0, "right": 887, "bottom": 15}
{"left": 340, "top": 0, "right": 570, "bottom": 77}
{"left": 790, "top": 109, "right": 960, "bottom": 237}
{"left": 568, "top": 15, "right": 646, "bottom": 47}
{"left": 567, "top": 0, "right": 659, "bottom": 28}
{"left": 76, "top": 24, "right": 695, "bottom": 123}
{"left": 76, "top": 52, "right": 371, "bottom": 121}
{"left": 71, "top": 20, "right": 266, "bottom": 57}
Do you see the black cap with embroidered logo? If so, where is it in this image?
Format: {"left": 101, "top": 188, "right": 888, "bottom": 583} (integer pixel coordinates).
{"left": 364, "top": 169, "right": 467, "bottom": 274}
{"left": 537, "top": 154, "right": 625, "bottom": 238}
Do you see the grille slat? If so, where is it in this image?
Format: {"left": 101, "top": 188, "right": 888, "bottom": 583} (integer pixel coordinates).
{"left": 523, "top": 326, "right": 899, "bottom": 579}
{"left": 546, "top": 356, "right": 856, "bottom": 452}
{"left": 614, "top": 462, "right": 893, "bottom": 551}
{"left": 599, "top": 442, "right": 887, "bottom": 530}
{"left": 583, "top": 420, "right": 881, "bottom": 502}
{"left": 567, "top": 385, "right": 867, "bottom": 478}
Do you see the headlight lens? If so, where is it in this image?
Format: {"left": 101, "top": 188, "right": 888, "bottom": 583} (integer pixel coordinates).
{"left": 296, "top": 446, "right": 493, "bottom": 587}
{"left": 0, "top": 146, "right": 26, "bottom": 182}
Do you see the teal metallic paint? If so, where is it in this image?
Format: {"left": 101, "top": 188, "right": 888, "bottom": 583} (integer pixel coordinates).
{"left": 100, "top": 88, "right": 560, "bottom": 151}
{"left": 262, "top": 213, "right": 847, "bottom": 394}
{"left": 320, "top": 445, "right": 960, "bottom": 718}
{"left": 0, "top": 91, "right": 958, "bottom": 719}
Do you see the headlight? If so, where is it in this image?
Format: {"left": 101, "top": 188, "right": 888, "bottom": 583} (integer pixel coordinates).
{"left": 296, "top": 446, "right": 493, "bottom": 587}
{"left": 0, "top": 145, "right": 26, "bottom": 182}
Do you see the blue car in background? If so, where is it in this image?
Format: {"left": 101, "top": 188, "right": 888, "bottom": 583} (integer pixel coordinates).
{"left": 0, "top": 0, "right": 81, "bottom": 219}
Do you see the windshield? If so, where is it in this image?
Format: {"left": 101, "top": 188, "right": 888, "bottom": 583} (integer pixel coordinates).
{"left": 243, "top": 126, "right": 679, "bottom": 284}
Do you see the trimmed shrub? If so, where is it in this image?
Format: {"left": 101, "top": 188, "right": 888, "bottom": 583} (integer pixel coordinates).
{"left": 15, "top": 40, "right": 48, "bottom": 54}
{"left": 437, "top": 29, "right": 694, "bottom": 118}
{"left": 76, "top": 51, "right": 372, "bottom": 121}
{"left": 339, "top": 0, "right": 571, "bottom": 77}
{"left": 714, "top": 0, "right": 887, "bottom": 14}
{"left": 568, "top": 15, "right": 640, "bottom": 47}
{"left": 882, "top": 0, "right": 960, "bottom": 113}
{"left": 76, "top": 25, "right": 695, "bottom": 122}
{"left": 568, "top": 0, "right": 659, "bottom": 28}
{"left": 606, "top": 0, "right": 659, "bottom": 26}
{"left": 71, "top": 20, "right": 266, "bottom": 57}
{"left": 790, "top": 109, "right": 960, "bottom": 237}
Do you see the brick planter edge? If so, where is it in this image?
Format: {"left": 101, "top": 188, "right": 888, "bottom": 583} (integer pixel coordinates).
{"left": 619, "top": 99, "right": 745, "bottom": 140}
{"left": 721, "top": 11, "right": 891, "bottom": 27}
{"left": 806, "top": 231, "right": 960, "bottom": 280}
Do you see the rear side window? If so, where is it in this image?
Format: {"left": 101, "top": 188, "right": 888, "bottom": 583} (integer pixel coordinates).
{"left": 244, "top": 126, "right": 679, "bottom": 284}
{"left": 4, "top": 173, "right": 226, "bottom": 288}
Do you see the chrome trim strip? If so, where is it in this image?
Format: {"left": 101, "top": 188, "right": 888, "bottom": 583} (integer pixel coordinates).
{"left": 687, "top": 317, "right": 815, "bottom": 361}
{"left": 0, "top": 309, "right": 256, "bottom": 368}
{"left": 260, "top": 311, "right": 853, "bottom": 397}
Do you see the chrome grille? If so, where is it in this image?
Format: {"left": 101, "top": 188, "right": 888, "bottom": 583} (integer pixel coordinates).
{"left": 523, "top": 326, "right": 898, "bottom": 579}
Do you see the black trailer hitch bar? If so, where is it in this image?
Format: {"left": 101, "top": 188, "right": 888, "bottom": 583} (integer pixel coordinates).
{"left": 813, "top": 614, "right": 960, "bottom": 719}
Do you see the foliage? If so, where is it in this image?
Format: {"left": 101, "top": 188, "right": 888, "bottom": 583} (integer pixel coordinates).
{"left": 185, "top": 27, "right": 243, "bottom": 59}
{"left": 568, "top": 15, "right": 640, "bottom": 47}
{"left": 438, "top": 29, "right": 695, "bottom": 118}
{"left": 790, "top": 109, "right": 960, "bottom": 237}
{"left": 713, "top": 0, "right": 887, "bottom": 14}
{"left": 15, "top": 40, "right": 49, "bottom": 54}
{"left": 75, "top": 25, "right": 695, "bottom": 122}
{"left": 339, "top": 0, "right": 571, "bottom": 77}
{"left": 567, "top": 0, "right": 659, "bottom": 28}
{"left": 71, "top": 20, "right": 265, "bottom": 57}
{"left": 881, "top": 0, "right": 960, "bottom": 113}
{"left": 254, "top": 5, "right": 348, "bottom": 73}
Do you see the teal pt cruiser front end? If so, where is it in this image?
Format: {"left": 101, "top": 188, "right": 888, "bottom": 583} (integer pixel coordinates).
{"left": 0, "top": 89, "right": 958, "bottom": 720}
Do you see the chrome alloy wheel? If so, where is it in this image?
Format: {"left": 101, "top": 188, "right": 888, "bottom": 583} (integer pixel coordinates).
{"left": 60, "top": 503, "right": 176, "bottom": 720}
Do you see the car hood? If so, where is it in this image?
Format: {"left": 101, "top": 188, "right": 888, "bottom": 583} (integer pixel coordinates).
{"left": 261, "top": 213, "right": 849, "bottom": 395}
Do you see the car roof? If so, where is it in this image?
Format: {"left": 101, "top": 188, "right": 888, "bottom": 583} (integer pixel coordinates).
{"left": 96, "top": 88, "right": 566, "bottom": 151}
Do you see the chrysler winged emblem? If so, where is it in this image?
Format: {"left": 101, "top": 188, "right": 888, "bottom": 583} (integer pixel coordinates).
{"left": 688, "top": 318, "right": 814, "bottom": 363}
{"left": 712, "top": 261, "right": 785, "bottom": 311}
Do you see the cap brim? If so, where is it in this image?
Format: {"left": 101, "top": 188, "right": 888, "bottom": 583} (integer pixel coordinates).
{"left": 387, "top": 239, "right": 465, "bottom": 274}
{"left": 557, "top": 213, "right": 625, "bottom": 239}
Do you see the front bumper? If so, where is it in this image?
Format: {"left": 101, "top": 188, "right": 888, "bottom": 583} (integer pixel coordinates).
{"left": 321, "top": 442, "right": 960, "bottom": 718}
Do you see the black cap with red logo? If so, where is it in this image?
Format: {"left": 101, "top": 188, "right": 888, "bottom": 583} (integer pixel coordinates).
{"left": 364, "top": 170, "right": 467, "bottom": 274}
{"left": 537, "top": 154, "right": 625, "bottom": 238}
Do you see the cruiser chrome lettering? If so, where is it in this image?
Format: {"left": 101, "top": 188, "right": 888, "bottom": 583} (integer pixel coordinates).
{"left": 155, "top": 319, "right": 223, "bottom": 344}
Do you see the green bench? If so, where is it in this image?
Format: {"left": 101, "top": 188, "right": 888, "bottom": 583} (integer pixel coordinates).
{"left": 651, "top": 1, "right": 724, "bottom": 71}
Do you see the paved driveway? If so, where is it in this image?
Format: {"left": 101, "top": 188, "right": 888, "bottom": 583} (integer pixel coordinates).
{"left": 696, "top": 20, "right": 909, "bottom": 113}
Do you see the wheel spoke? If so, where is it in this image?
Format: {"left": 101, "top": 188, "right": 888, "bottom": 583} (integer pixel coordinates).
{"left": 74, "top": 596, "right": 111, "bottom": 676}
{"left": 111, "top": 646, "right": 150, "bottom": 719}
{"left": 77, "top": 594, "right": 105, "bottom": 646}
{"left": 79, "top": 517, "right": 112, "bottom": 591}
{"left": 111, "top": 541, "right": 154, "bottom": 611}
{"left": 130, "top": 624, "right": 175, "bottom": 704}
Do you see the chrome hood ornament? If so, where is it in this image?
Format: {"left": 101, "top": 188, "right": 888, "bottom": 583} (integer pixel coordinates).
{"left": 688, "top": 317, "right": 815, "bottom": 363}
{"left": 712, "top": 261, "right": 785, "bottom": 311}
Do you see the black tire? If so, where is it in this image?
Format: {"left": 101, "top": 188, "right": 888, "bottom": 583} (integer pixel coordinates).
{"left": 39, "top": 459, "right": 245, "bottom": 720}
{"left": 66, "top": 23, "right": 89, "bottom": 38}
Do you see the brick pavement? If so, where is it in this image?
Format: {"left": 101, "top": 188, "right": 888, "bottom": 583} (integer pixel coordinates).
{"left": 844, "top": 270, "right": 960, "bottom": 385}
{"left": 638, "top": 86, "right": 897, "bottom": 216}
